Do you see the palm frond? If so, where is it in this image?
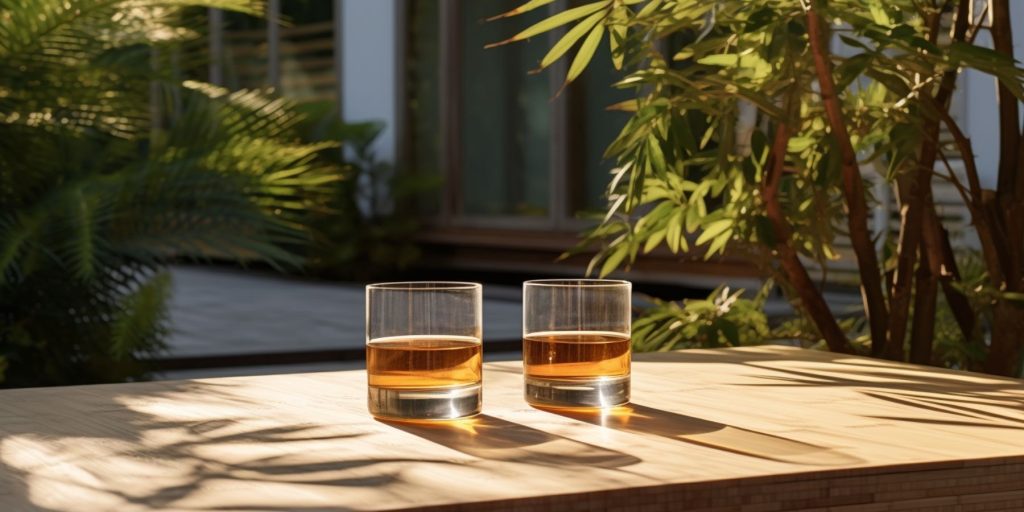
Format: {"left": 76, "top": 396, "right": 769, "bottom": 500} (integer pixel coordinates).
{"left": 0, "top": 0, "right": 345, "bottom": 387}
{"left": 110, "top": 270, "right": 171, "bottom": 359}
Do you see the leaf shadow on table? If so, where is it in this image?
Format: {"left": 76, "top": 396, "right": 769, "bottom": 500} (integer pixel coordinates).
{"left": 539, "top": 404, "right": 860, "bottom": 466}
{"left": 640, "top": 348, "right": 1024, "bottom": 435}
{"left": 381, "top": 414, "right": 641, "bottom": 468}
{"left": 0, "top": 379, "right": 456, "bottom": 512}
{"left": 641, "top": 347, "right": 1024, "bottom": 395}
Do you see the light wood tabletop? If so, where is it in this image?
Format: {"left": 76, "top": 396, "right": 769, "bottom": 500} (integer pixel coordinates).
{"left": 1, "top": 346, "right": 1022, "bottom": 512}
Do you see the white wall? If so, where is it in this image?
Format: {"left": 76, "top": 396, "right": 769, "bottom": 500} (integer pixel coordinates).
{"left": 340, "top": 0, "right": 398, "bottom": 163}
{"left": 962, "top": 0, "right": 1024, "bottom": 188}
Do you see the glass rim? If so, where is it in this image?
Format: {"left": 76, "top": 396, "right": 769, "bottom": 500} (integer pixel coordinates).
{"left": 366, "top": 281, "right": 481, "bottom": 291}
{"left": 523, "top": 278, "right": 631, "bottom": 288}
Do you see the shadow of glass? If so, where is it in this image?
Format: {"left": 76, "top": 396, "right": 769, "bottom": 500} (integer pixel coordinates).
{"left": 540, "top": 404, "right": 860, "bottom": 466}
{"left": 381, "top": 414, "right": 641, "bottom": 468}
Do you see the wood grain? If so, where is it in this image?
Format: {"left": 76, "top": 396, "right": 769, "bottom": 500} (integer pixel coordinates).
{"left": 1, "top": 346, "right": 1022, "bottom": 511}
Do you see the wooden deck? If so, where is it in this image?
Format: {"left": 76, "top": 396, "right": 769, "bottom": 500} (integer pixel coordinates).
{"left": 1, "top": 346, "right": 1022, "bottom": 511}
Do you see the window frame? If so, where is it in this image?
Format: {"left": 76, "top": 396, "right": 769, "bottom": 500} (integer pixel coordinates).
{"left": 400, "top": 0, "right": 597, "bottom": 235}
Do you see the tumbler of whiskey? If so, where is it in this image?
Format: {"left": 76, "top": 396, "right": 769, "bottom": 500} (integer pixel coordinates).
{"left": 366, "top": 282, "right": 482, "bottom": 421}
{"left": 523, "top": 279, "right": 632, "bottom": 408}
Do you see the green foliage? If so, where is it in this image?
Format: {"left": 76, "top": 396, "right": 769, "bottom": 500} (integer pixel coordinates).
{"left": 496, "top": 0, "right": 1024, "bottom": 363}
{"left": 932, "top": 253, "right": 991, "bottom": 370}
{"left": 0, "top": 0, "right": 341, "bottom": 386}
{"left": 295, "top": 104, "right": 437, "bottom": 280}
{"left": 632, "top": 280, "right": 871, "bottom": 353}
{"left": 633, "top": 282, "right": 773, "bottom": 351}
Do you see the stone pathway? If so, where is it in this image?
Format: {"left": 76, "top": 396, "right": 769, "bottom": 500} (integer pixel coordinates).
{"left": 164, "top": 265, "right": 523, "bottom": 359}
{"left": 158, "top": 265, "right": 861, "bottom": 380}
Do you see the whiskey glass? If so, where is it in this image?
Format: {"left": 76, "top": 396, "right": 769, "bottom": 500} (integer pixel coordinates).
{"left": 366, "top": 282, "right": 482, "bottom": 420}
{"left": 522, "top": 279, "right": 632, "bottom": 408}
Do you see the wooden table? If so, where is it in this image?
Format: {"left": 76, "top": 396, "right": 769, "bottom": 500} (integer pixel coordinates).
{"left": 1, "top": 346, "right": 1023, "bottom": 512}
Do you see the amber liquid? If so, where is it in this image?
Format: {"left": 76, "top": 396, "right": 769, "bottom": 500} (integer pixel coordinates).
{"left": 523, "top": 331, "right": 631, "bottom": 408}
{"left": 524, "top": 332, "right": 631, "bottom": 378}
{"left": 366, "top": 336, "right": 482, "bottom": 420}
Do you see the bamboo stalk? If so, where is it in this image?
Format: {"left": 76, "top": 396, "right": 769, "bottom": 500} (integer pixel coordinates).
{"left": 763, "top": 123, "right": 853, "bottom": 354}
{"left": 805, "top": 4, "right": 889, "bottom": 356}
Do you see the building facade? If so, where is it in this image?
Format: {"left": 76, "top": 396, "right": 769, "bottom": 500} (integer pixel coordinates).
{"left": 206, "top": 0, "right": 1024, "bottom": 285}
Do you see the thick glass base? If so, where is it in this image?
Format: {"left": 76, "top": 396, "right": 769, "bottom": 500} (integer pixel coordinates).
{"left": 524, "top": 375, "right": 630, "bottom": 409}
{"left": 368, "top": 383, "right": 481, "bottom": 421}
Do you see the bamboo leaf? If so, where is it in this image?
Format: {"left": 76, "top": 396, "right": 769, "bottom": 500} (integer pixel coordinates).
{"left": 486, "top": 0, "right": 557, "bottom": 21}
{"left": 539, "top": 10, "right": 605, "bottom": 70}
{"left": 684, "top": 198, "right": 702, "bottom": 233}
{"left": 666, "top": 209, "right": 684, "bottom": 253}
{"left": 647, "top": 135, "right": 666, "bottom": 175}
{"left": 486, "top": 1, "right": 610, "bottom": 48}
{"left": 607, "top": 99, "right": 638, "bottom": 111}
{"left": 643, "top": 227, "right": 667, "bottom": 253}
{"left": 696, "top": 219, "right": 731, "bottom": 246}
{"left": 704, "top": 229, "right": 732, "bottom": 260}
{"left": 600, "top": 243, "right": 628, "bottom": 277}
{"left": 635, "top": 0, "right": 662, "bottom": 18}
{"left": 949, "top": 42, "right": 1024, "bottom": 101}
{"left": 603, "top": 194, "right": 627, "bottom": 223}
{"left": 563, "top": 22, "right": 607, "bottom": 87}
{"left": 835, "top": 53, "right": 873, "bottom": 91}
{"left": 606, "top": 21, "right": 622, "bottom": 70}
{"left": 607, "top": 162, "right": 632, "bottom": 192}
{"left": 698, "top": 54, "right": 739, "bottom": 67}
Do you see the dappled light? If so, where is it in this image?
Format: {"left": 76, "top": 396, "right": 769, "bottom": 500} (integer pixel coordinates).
{"left": 3, "top": 0, "right": 1024, "bottom": 509}
{"left": 3, "top": 349, "right": 1023, "bottom": 511}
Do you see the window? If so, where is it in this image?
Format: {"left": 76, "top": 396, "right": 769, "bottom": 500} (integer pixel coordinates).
{"left": 401, "top": 0, "right": 633, "bottom": 231}
{"left": 210, "top": 2, "right": 338, "bottom": 103}
{"left": 459, "top": 0, "right": 551, "bottom": 219}
{"left": 280, "top": 2, "right": 336, "bottom": 102}
{"left": 221, "top": 11, "right": 268, "bottom": 90}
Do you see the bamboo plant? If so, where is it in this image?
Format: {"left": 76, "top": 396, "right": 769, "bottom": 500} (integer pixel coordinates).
{"left": 493, "top": 0, "right": 1024, "bottom": 376}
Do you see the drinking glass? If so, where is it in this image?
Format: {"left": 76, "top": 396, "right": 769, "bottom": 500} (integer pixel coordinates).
{"left": 522, "top": 279, "right": 632, "bottom": 408}
{"left": 366, "top": 282, "right": 483, "bottom": 420}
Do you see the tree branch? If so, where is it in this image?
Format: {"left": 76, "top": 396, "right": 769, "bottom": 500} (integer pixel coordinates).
{"left": 910, "top": 197, "right": 942, "bottom": 365}
{"left": 938, "top": 225, "right": 976, "bottom": 340}
{"left": 990, "top": 0, "right": 1024, "bottom": 293}
{"left": 874, "top": 0, "right": 974, "bottom": 360}
{"left": 763, "top": 123, "right": 853, "bottom": 354}
{"left": 805, "top": 4, "right": 889, "bottom": 356}
{"left": 991, "top": 0, "right": 1019, "bottom": 198}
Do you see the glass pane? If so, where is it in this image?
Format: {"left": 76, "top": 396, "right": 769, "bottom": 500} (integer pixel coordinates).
{"left": 459, "top": 1, "right": 551, "bottom": 218}
{"left": 405, "top": 0, "right": 442, "bottom": 215}
{"left": 574, "top": 42, "right": 632, "bottom": 214}
{"left": 280, "top": 1, "right": 336, "bottom": 102}
{"left": 222, "top": 12, "right": 268, "bottom": 89}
